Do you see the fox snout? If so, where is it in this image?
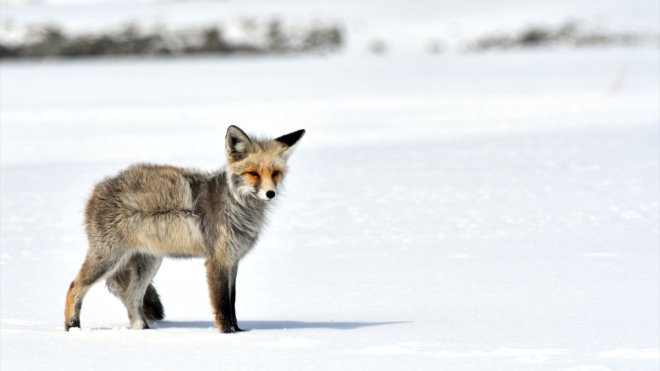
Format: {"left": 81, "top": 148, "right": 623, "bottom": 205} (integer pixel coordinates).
{"left": 256, "top": 189, "right": 277, "bottom": 201}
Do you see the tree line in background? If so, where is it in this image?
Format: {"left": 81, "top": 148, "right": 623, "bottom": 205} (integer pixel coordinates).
{"left": 0, "top": 19, "right": 343, "bottom": 59}
{"left": 417, "top": 21, "right": 658, "bottom": 55}
{"left": 465, "top": 21, "right": 659, "bottom": 52}
{"left": 0, "top": 19, "right": 657, "bottom": 60}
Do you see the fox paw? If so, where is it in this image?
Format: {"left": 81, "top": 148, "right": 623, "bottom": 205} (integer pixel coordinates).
{"left": 130, "top": 320, "right": 150, "bottom": 330}
{"left": 65, "top": 319, "right": 80, "bottom": 331}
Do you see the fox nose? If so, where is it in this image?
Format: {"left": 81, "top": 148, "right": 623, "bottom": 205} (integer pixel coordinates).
{"left": 266, "top": 191, "right": 276, "bottom": 199}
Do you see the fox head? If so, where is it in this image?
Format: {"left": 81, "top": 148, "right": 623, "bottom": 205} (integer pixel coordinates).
{"left": 225, "top": 125, "right": 305, "bottom": 201}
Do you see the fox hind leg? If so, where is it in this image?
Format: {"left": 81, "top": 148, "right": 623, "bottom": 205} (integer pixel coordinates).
{"left": 64, "top": 246, "right": 128, "bottom": 331}
{"left": 106, "top": 266, "right": 130, "bottom": 307}
{"left": 118, "top": 253, "right": 162, "bottom": 329}
{"left": 107, "top": 268, "right": 165, "bottom": 323}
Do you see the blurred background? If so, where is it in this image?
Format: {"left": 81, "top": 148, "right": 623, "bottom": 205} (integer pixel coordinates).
{"left": 1, "top": 0, "right": 658, "bottom": 165}
{"left": 1, "top": 1, "right": 659, "bottom": 370}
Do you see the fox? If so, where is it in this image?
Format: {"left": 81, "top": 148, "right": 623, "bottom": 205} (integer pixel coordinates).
{"left": 64, "top": 125, "right": 305, "bottom": 333}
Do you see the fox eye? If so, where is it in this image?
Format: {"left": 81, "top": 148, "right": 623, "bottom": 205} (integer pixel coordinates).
{"left": 272, "top": 170, "right": 280, "bottom": 177}
{"left": 246, "top": 171, "right": 259, "bottom": 177}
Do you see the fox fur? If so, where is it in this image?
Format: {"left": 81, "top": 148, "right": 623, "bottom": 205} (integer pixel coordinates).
{"left": 64, "top": 125, "right": 305, "bottom": 333}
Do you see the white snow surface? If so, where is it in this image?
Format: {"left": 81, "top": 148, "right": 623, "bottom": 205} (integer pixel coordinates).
{"left": 0, "top": 15, "right": 659, "bottom": 371}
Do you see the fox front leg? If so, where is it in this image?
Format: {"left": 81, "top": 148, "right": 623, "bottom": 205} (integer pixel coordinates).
{"left": 206, "top": 259, "right": 237, "bottom": 333}
{"left": 230, "top": 264, "right": 247, "bottom": 332}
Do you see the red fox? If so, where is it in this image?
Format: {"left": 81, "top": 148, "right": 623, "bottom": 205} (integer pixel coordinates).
{"left": 64, "top": 125, "right": 305, "bottom": 333}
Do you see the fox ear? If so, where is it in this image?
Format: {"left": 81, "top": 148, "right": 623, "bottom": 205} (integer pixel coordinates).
{"left": 226, "top": 125, "right": 252, "bottom": 162}
{"left": 275, "top": 129, "right": 306, "bottom": 149}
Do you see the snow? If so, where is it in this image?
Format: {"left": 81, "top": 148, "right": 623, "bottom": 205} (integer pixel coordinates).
{"left": 1, "top": 2, "right": 659, "bottom": 370}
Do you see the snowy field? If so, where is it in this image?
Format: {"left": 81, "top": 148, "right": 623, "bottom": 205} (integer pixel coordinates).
{"left": 1, "top": 47, "right": 658, "bottom": 371}
{"left": 1, "top": 1, "right": 660, "bottom": 370}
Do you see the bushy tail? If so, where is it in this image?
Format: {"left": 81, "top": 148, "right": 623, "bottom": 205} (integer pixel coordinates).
{"left": 143, "top": 283, "right": 165, "bottom": 322}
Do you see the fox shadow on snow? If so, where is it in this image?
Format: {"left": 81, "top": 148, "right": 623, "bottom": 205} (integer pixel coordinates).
{"left": 156, "top": 320, "right": 408, "bottom": 330}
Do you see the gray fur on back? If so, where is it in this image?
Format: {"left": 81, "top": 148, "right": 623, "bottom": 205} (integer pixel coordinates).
{"left": 85, "top": 163, "right": 270, "bottom": 264}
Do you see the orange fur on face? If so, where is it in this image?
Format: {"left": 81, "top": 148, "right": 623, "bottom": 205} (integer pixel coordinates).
{"left": 259, "top": 168, "right": 272, "bottom": 182}
{"left": 242, "top": 168, "right": 260, "bottom": 187}
{"left": 240, "top": 166, "right": 283, "bottom": 187}
{"left": 272, "top": 170, "right": 282, "bottom": 185}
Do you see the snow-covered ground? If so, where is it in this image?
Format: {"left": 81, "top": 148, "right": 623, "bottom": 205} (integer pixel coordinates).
{"left": 1, "top": 47, "right": 658, "bottom": 370}
{"left": 1, "top": 1, "right": 659, "bottom": 369}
